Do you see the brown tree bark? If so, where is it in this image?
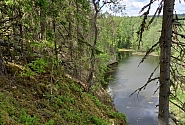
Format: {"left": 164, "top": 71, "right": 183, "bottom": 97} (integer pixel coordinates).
{"left": 158, "top": 0, "right": 174, "bottom": 124}
{"left": 87, "top": 0, "right": 98, "bottom": 90}
{"left": 0, "top": 39, "right": 6, "bottom": 75}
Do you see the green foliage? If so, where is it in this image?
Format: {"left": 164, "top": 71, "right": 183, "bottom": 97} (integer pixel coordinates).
{"left": 46, "top": 30, "right": 55, "bottom": 42}
{"left": 0, "top": 111, "right": 5, "bottom": 125}
{"left": 44, "top": 119, "right": 54, "bottom": 125}
{"left": 90, "top": 115, "right": 107, "bottom": 125}
{"left": 36, "top": 0, "right": 49, "bottom": 10}
{"left": 109, "top": 111, "right": 127, "bottom": 119}
{"left": 28, "top": 58, "right": 48, "bottom": 74}
{"left": 56, "top": 95, "right": 75, "bottom": 105}
{"left": 20, "top": 67, "right": 36, "bottom": 77}
{"left": 18, "top": 109, "right": 39, "bottom": 125}
{"left": 20, "top": 58, "right": 48, "bottom": 77}
{"left": 87, "top": 94, "right": 102, "bottom": 107}
{"left": 98, "top": 15, "right": 162, "bottom": 53}
{"left": 94, "top": 53, "right": 111, "bottom": 86}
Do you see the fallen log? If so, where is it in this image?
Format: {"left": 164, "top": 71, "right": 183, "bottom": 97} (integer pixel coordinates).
{"left": 64, "top": 73, "right": 87, "bottom": 91}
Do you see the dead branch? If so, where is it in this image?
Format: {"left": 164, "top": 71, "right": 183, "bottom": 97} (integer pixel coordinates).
{"left": 139, "top": 0, "right": 157, "bottom": 14}
{"left": 129, "top": 77, "right": 159, "bottom": 97}
{"left": 153, "top": 85, "right": 159, "bottom": 95}
{"left": 172, "top": 31, "right": 185, "bottom": 39}
{"left": 137, "top": 0, "right": 163, "bottom": 47}
{"left": 130, "top": 63, "right": 160, "bottom": 97}
{"left": 171, "top": 56, "right": 185, "bottom": 65}
{"left": 99, "top": 1, "right": 116, "bottom": 12}
{"left": 170, "top": 100, "right": 185, "bottom": 112}
{"left": 147, "top": 0, "right": 163, "bottom": 27}
{"left": 172, "top": 40, "right": 185, "bottom": 47}
{"left": 173, "top": 17, "right": 185, "bottom": 21}
{"left": 138, "top": 41, "right": 159, "bottom": 66}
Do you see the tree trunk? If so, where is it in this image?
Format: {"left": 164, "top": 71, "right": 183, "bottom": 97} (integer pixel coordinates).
{"left": 0, "top": 39, "right": 6, "bottom": 75}
{"left": 87, "top": 0, "right": 98, "bottom": 90}
{"left": 40, "top": 9, "right": 46, "bottom": 40}
{"left": 158, "top": 0, "right": 174, "bottom": 124}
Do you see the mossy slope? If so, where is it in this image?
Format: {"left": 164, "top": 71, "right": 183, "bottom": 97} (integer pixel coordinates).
{"left": 0, "top": 63, "right": 127, "bottom": 125}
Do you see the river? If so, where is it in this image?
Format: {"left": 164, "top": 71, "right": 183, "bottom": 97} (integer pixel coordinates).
{"left": 107, "top": 52, "right": 160, "bottom": 125}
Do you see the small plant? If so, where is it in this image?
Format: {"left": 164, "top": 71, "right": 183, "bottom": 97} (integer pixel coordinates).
{"left": 20, "top": 58, "right": 48, "bottom": 77}
{"left": 44, "top": 119, "right": 54, "bottom": 125}
{"left": 28, "top": 58, "right": 48, "bottom": 74}
{"left": 20, "top": 67, "right": 36, "bottom": 77}
{"left": 0, "top": 111, "right": 5, "bottom": 125}
{"left": 87, "top": 94, "right": 102, "bottom": 107}
{"left": 90, "top": 115, "right": 107, "bottom": 125}
{"left": 18, "top": 109, "right": 39, "bottom": 125}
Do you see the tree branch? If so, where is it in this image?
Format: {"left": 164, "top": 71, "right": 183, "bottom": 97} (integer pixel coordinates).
{"left": 172, "top": 31, "right": 185, "bottom": 39}
{"left": 170, "top": 100, "right": 185, "bottom": 112}
{"left": 138, "top": 41, "right": 160, "bottom": 66}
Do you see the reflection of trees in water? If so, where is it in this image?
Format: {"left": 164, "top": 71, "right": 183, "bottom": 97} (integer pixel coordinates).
{"left": 144, "top": 56, "right": 159, "bottom": 65}
{"left": 117, "top": 52, "right": 132, "bottom": 61}
{"left": 117, "top": 52, "right": 159, "bottom": 65}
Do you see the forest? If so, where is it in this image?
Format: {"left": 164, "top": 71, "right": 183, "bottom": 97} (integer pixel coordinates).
{"left": 0, "top": 0, "right": 185, "bottom": 125}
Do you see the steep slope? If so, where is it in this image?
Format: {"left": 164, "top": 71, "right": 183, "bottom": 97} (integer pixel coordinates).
{"left": 0, "top": 62, "right": 127, "bottom": 125}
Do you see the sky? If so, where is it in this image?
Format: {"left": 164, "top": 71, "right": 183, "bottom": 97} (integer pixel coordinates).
{"left": 104, "top": 0, "right": 185, "bottom": 16}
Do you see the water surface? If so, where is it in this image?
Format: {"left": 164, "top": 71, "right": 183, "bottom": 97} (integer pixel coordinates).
{"left": 108, "top": 53, "right": 159, "bottom": 125}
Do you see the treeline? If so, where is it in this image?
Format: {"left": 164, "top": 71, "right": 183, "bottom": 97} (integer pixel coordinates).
{"left": 98, "top": 14, "right": 162, "bottom": 53}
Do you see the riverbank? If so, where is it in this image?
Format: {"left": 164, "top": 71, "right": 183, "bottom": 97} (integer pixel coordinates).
{"left": 118, "top": 48, "right": 159, "bottom": 57}
{"left": 0, "top": 62, "right": 127, "bottom": 125}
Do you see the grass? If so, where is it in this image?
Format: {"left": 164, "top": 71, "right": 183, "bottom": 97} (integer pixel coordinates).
{"left": 0, "top": 62, "right": 127, "bottom": 125}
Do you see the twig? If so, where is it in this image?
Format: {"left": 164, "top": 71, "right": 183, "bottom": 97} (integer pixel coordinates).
{"left": 9, "top": 71, "right": 17, "bottom": 87}
{"left": 138, "top": 41, "right": 159, "bottom": 66}
{"left": 172, "top": 31, "right": 185, "bottom": 39}
{"left": 130, "top": 64, "right": 159, "bottom": 97}
{"left": 137, "top": 0, "right": 163, "bottom": 47}
{"left": 130, "top": 77, "right": 159, "bottom": 97}
{"left": 50, "top": 61, "right": 54, "bottom": 95}
{"left": 170, "top": 100, "right": 185, "bottom": 112}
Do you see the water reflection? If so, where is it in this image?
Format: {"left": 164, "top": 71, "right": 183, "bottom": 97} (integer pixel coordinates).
{"left": 108, "top": 52, "right": 159, "bottom": 125}
{"left": 117, "top": 51, "right": 132, "bottom": 61}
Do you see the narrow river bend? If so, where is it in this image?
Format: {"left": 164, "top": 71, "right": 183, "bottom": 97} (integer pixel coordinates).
{"left": 108, "top": 53, "right": 159, "bottom": 125}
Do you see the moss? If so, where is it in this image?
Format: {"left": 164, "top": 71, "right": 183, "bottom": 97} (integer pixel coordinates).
{"left": 0, "top": 63, "right": 127, "bottom": 125}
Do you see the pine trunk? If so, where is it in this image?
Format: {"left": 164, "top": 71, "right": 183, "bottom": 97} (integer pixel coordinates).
{"left": 0, "top": 41, "right": 5, "bottom": 75}
{"left": 158, "top": 0, "right": 174, "bottom": 124}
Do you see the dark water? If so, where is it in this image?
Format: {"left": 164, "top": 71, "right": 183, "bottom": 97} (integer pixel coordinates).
{"left": 108, "top": 53, "right": 160, "bottom": 125}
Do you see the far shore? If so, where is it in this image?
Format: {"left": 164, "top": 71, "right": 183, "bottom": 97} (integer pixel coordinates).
{"left": 118, "top": 48, "right": 159, "bottom": 57}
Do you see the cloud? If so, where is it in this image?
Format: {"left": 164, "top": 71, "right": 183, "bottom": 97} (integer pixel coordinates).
{"left": 122, "top": 0, "right": 185, "bottom": 16}
{"left": 174, "top": 1, "right": 185, "bottom": 14}
{"left": 119, "top": 0, "right": 148, "bottom": 16}
{"left": 132, "top": 2, "right": 144, "bottom": 9}
{"left": 101, "top": 0, "right": 185, "bottom": 16}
